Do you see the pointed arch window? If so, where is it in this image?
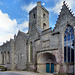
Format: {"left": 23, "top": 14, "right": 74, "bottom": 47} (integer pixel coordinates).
{"left": 43, "top": 13, "right": 45, "bottom": 18}
{"left": 33, "top": 13, "right": 35, "bottom": 19}
{"left": 43, "top": 23, "right": 46, "bottom": 30}
{"left": 7, "top": 52, "right": 10, "bottom": 64}
{"left": 64, "top": 25, "right": 74, "bottom": 63}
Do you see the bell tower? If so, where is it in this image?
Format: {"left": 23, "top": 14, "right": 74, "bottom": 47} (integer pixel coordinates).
{"left": 29, "top": 1, "right": 49, "bottom": 36}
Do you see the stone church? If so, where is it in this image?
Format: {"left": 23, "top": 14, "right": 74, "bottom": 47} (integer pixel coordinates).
{"left": 0, "top": 1, "right": 75, "bottom": 74}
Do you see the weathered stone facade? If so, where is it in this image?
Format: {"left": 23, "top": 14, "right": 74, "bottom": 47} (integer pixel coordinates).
{"left": 0, "top": 1, "right": 75, "bottom": 74}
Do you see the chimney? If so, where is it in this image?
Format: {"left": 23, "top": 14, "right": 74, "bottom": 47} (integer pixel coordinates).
{"left": 37, "top": 1, "right": 41, "bottom": 7}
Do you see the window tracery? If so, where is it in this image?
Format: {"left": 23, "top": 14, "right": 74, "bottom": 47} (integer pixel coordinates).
{"left": 64, "top": 25, "right": 74, "bottom": 63}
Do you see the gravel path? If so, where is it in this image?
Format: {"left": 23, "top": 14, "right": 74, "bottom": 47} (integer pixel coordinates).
{"left": 0, "top": 71, "right": 53, "bottom": 75}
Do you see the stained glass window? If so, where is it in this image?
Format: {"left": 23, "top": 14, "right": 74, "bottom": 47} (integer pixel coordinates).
{"left": 64, "top": 25, "right": 74, "bottom": 63}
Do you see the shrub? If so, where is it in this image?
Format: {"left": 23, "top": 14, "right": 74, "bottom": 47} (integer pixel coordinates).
{"left": 0, "top": 66, "right": 7, "bottom": 71}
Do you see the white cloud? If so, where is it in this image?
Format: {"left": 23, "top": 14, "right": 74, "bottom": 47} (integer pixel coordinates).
{"left": 49, "top": 0, "right": 75, "bottom": 14}
{"left": 0, "top": 10, "right": 18, "bottom": 45}
{"left": 25, "top": 30, "right": 28, "bottom": 33}
{"left": 19, "top": 21, "right": 28, "bottom": 28}
{"left": 0, "top": 10, "right": 28, "bottom": 45}
{"left": 51, "top": 1, "right": 63, "bottom": 14}
{"left": 18, "top": 21, "right": 28, "bottom": 33}
{"left": 0, "top": 11, "right": 17, "bottom": 33}
{"left": 22, "top": 2, "right": 36, "bottom": 12}
{"left": 42, "top": 3, "right": 45, "bottom": 6}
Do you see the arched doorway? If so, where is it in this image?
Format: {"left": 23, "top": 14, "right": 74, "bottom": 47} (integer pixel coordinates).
{"left": 37, "top": 52, "right": 56, "bottom": 73}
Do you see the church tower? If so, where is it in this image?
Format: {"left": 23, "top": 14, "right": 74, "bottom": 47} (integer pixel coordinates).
{"left": 29, "top": 1, "right": 49, "bottom": 36}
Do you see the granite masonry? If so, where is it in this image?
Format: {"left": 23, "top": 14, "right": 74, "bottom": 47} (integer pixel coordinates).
{"left": 0, "top": 1, "right": 75, "bottom": 75}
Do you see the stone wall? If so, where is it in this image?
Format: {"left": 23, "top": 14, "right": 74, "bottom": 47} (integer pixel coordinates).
{"left": 0, "top": 1, "right": 74, "bottom": 74}
{"left": 14, "top": 31, "right": 28, "bottom": 70}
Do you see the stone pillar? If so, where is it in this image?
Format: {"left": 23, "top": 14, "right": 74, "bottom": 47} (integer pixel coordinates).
{"left": 33, "top": 41, "right": 36, "bottom": 62}
{"left": 7, "top": 52, "right": 8, "bottom": 64}
{"left": 1, "top": 52, "right": 3, "bottom": 64}
{"left": 10, "top": 39, "right": 15, "bottom": 70}
{"left": 4, "top": 51, "right": 7, "bottom": 65}
{"left": 0, "top": 52, "right": 2, "bottom": 64}
{"left": 7, "top": 52, "right": 10, "bottom": 64}
{"left": 1, "top": 52, "right": 2, "bottom": 64}
{"left": 5, "top": 51, "right": 7, "bottom": 65}
{"left": 28, "top": 42, "right": 30, "bottom": 63}
{"left": 59, "top": 33, "right": 64, "bottom": 73}
{"left": 2, "top": 53, "right": 4, "bottom": 64}
{"left": 26, "top": 40, "right": 29, "bottom": 69}
{"left": 4, "top": 52, "right": 6, "bottom": 64}
{"left": 34, "top": 52, "right": 37, "bottom": 72}
{"left": 37, "top": 1, "right": 41, "bottom": 28}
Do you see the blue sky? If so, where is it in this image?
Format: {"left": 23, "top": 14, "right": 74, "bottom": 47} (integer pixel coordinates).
{"left": 0, "top": 0, "right": 75, "bottom": 45}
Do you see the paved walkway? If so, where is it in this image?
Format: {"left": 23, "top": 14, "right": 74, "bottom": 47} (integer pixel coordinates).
{"left": 0, "top": 71, "right": 54, "bottom": 75}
